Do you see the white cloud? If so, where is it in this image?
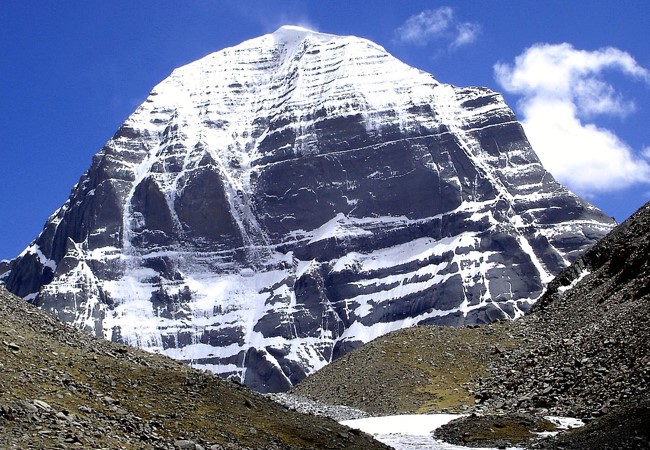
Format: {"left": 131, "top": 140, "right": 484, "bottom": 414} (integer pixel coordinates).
{"left": 494, "top": 43, "right": 650, "bottom": 195}
{"left": 265, "top": 16, "right": 318, "bottom": 33}
{"left": 395, "top": 7, "right": 480, "bottom": 49}
{"left": 451, "top": 21, "right": 481, "bottom": 49}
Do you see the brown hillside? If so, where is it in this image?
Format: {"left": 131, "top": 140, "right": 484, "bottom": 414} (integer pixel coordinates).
{"left": 292, "top": 323, "right": 516, "bottom": 415}
{"left": 0, "top": 287, "right": 389, "bottom": 450}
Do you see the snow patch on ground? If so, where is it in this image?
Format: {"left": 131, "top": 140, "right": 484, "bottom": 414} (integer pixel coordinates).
{"left": 558, "top": 269, "right": 591, "bottom": 294}
{"left": 540, "top": 416, "right": 585, "bottom": 437}
{"left": 341, "top": 414, "right": 523, "bottom": 450}
{"left": 341, "top": 414, "right": 585, "bottom": 450}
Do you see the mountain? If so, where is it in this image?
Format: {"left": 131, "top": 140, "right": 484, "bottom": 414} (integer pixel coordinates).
{"left": 293, "top": 200, "right": 650, "bottom": 448}
{"left": 0, "top": 286, "right": 388, "bottom": 449}
{"left": 0, "top": 26, "right": 614, "bottom": 392}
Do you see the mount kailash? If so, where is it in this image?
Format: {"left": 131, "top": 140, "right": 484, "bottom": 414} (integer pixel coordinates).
{"left": 0, "top": 26, "right": 615, "bottom": 392}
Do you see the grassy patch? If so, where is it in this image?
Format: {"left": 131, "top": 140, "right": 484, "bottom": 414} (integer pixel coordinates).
{"left": 293, "top": 322, "right": 518, "bottom": 415}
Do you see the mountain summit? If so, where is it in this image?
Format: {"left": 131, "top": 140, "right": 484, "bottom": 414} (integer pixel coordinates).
{"left": 1, "top": 27, "right": 614, "bottom": 392}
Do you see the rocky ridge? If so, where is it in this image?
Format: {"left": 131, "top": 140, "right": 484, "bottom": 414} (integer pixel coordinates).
{"left": 0, "top": 286, "right": 388, "bottom": 450}
{"left": 476, "top": 200, "right": 650, "bottom": 419}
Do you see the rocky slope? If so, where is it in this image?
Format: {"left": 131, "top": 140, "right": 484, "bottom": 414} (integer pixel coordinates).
{"left": 538, "top": 398, "right": 650, "bottom": 449}
{"left": 0, "top": 286, "right": 389, "bottom": 450}
{"left": 1, "top": 25, "right": 614, "bottom": 392}
{"left": 476, "top": 200, "right": 650, "bottom": 419}
{"left": 294, "top": 200, "right": 650, "bottom": 447}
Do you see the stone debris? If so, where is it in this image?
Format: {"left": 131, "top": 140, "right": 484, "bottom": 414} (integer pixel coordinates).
{"left": 476, "top": 202, "right": 650, "bottom": 420}
{"left": 268, "top": 393, "right": 370, "bottom": 422}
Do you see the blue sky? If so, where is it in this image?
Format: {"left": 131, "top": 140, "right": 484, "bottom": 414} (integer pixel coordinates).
{"left": 1, "top": 1, "right": 649, "bottom": 260}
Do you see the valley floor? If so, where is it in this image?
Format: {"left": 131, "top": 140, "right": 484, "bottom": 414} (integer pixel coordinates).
{"left": 270, "top": 392, "right": 585, "bottom": 449}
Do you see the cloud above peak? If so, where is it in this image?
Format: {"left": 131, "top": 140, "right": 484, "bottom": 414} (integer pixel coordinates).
{"left": 495, "top": 43, "right": 650, "bottom": 195}
{"left": 395, "top": 7, "right": 480, "bottom": 49}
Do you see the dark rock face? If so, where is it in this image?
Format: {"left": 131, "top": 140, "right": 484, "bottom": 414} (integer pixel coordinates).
{"left": 0, "top": 26, "right": 614, "bottom": 392}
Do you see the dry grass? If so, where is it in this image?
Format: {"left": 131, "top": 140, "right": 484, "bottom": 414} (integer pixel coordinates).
{"left": 293, "top": 322, "right": 518, "bottom": 415}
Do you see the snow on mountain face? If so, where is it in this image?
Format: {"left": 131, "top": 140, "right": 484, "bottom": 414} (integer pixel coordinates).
{"left": 1, "top": 26, "right": 614, "bottom": 392}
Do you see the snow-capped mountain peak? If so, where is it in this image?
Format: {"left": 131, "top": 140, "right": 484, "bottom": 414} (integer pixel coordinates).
{"left": 1, "top": 27, "right": 614, "bottom": 392}
{"left": 272, "top": 24, "right": 328, "bottom": 42}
